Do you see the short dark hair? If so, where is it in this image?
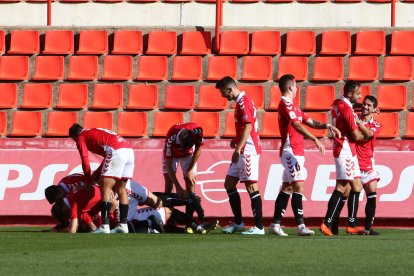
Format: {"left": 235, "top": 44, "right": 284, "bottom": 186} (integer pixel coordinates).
{"left": 68, "top": 123, "right": 83, "bottom": 138}
{"left": 180, "top": 130, "right": 195, "bottom": 149}
{"left": 343, "top": 81, "right": 361, "bottom": 96}
{"left": 51, "top": 201, "right": 70, "bottom": 223}
{"left": 278, "top": 74, "right": 295, "bottom": 93}
{"left": 215, "top": 76, "right": 237, "bottom": 90}
{"left": 45, "top": 185, "right": 66, "bottom": 204}
{"left": 364, "top": 95, "right": 378, "bottom": 108}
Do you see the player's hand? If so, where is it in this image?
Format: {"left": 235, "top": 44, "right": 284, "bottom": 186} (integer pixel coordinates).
{"left": 328, "top": 125, "right": 341, "bottom": 139}
{"left": 373, "top": 107, "right": 380, "bottom": 114}
{"left": 185, "top": 170, "right": 197, "bottom": 185}
{"left": 230, "top": 139, "right": 237, "bottom": 149}
{"left": 231, "top": 150, "right": 240, "bottom": 164}
{"left": 314, "top": 139, "right": 325, "bottom": 155}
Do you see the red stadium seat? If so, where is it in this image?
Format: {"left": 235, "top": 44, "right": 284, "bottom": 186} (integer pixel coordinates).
{"left": 354, "top": 31, "right": 386, "bottom": 55}
{"left": 197, "top": 85, "right": 228, "bottom": 110}
{"left": 32, "top": 56, "right": 64, "bottom": 81}
{"left": 303, "top": 112, "right": 329, "bottom": 138}
{"left": 56, "top": 83, "right": 88, "bottom": 109}
{"left": 376, "top": 85, "right": 407, "bottom": 111}
{"left": 390, "top": 31, "right": 414, "bottom": 55}
{"left": 206, "top": 56, "right": 238, "bottom": 80}
{"left": 60, "top": 0, "right": 89, "bottom": 2}
{"left": 66, "top": 56, "right": 98, "bottom": 81}
{"left": 223, "top": 111, "right": 236, "bottom": 137}
{"left": 238, "top": 85, "right": 265, "bottom": 109}
{"left": 91, "top": 83, "right": 123, "bottom": 109}
{"left": 83, "top": 112, "right": 113, "bottom": 130}
{"left": 180, "top": 31, "right": 211, "bottom": 55}
{"left": 112, "top": 30, "right": 143, "bottom": 55}
{"left": 268, "top": 85, "right": 300, "bottom": 110}
{"left": 9, "top": 111, "right": 42, "bottom": 137}
{"left": 163, "top": 0, "right": 192, "bottom": 3}
{"left": 411, "top": 93, "right": 414, "bottom": 111}
{"left": 146, "top": 31, "right": 177, "bottom": 55}
{"left": 43, "top": 30, "right": 74, "bottom": 54}
{"left": 117, "top": 112, "right": 147, "bottom": 137}
{"left": 230, "top": 0, "right": 259, "bottom": 3}
{"left": 128, "top": 0, "right": 158, "bottom": 2}
{"left": 45, "top": 112, "right": 78, "bottom": 137}
{"left": 0, "top": 56, "right": 29, "bottom": 80}
{"left": 164, "top": 85, "right": 195, "bottom": 110}
{"left": 347, "top": 56, "right": 378, "bottom": 81}
{"left": 404, "top": 112, "right": 414, "bottom": 138}
{"left": 382, "top": 56, "right": 413, "bottom": 81}
{"left": 152, "top": 112, "right": 184, "bottom": 137}
{"left": 241, "top": 56, "right": 273, "bottom": 81}
{"left": 21, "top": 83, "right": 53, "bottom": 109}
{"left": 0, "top": 83, "right": 18, "bottom": 108}
{"left": 171, "top": 56, "right": 202, "bottom": 81}
{"left": 304, "top": 85, "right": 335, "bottom": 111}
{"left": 218, "top": 31, "right": 249, "bottom": 55}
{"left": 101, "top": 55, "right": 133, "bottom": 81}
{"left": 126, "top": 84, "right": 158, "bottom": 110}
{"left": 320, "top": 31, "right": 351, "bottom": 55}
{"left": 285, "top": 31, "right": 315, "bottom": 55}
{"left": 77, "top": 30, "right": 108, "bottom": 55}
{"left": 250, "top": 31, "right": 281, "bottom": 55}
{"left": 94, "top": 0, "right": 122, "bottom": 2}
{"left": 264, "top": 0, "right": 293, "bottom": 2}
{"left": 136, "top": 56, "right": 168, "bottom": 81}
{"left": 277, "top": 56, "right": 308, "bottom": 81}
{"left": 312, "top": 57, "right": 343, "bottom": 81}
{"left": 260, "top": 112, "right": 281, "bottom": 138}
{"left": 298, "top": 0, "right": 327, "bottom": 2}
{"left": 190, "top": 112, "right": 220, "bottom": 137}
{"left": 0, "top": 112, "right": 6, "bottom": 136}
{"left": 375, "top": 113, "right": 399, "bottom": 138}
{"left": 332, "top": 0, "right": 361, "bottom": 2}
{"left": 0, "top": 31, "right": 5, "bottom": 54}
{"left": 8, "top": 30, "right": 39, "bottom": 55}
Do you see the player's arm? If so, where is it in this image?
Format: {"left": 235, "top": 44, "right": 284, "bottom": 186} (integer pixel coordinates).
{"left": 232, "top": 123, "right": 252, "bottom": 163}
{"left": 291, "top": 121, "right": 325, "bottom": 155}
{"left": 355, "top": 116, "right": 374, "bottom": 139}
{"left": 185, "top": 144, "right": 202, "bottom": 185}
{"left": 76, "top": 137, "right": 92, "bottom": 182}
{"left": 304, "top": 118, "right": 341, "bottom": 138}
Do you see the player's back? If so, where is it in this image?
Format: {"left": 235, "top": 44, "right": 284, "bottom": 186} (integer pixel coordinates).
{"left": 78, "top": 128, "right": 130, "bottom": 155}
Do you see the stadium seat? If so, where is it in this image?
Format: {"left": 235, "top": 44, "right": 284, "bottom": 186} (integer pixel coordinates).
{"left": 94, "top": 0, "right": 123, "bottom": 3}
{"left": 126, "top": 84, "right": 158, "bottom": 110}
{"left": 303, "top": 112, "right": 329, "bottom": 137}
{"left": 354, "top": 31, "right": 386, "bottom": 55}
{"left": 277, "top": 56, "right": 308, "bottom": 81}
{"left": 0, "top": 83, "right": 18, "bottom": 108}
{"left": 101, "top": 55, "right": 133, "bottom": 81}
{"left": 390, "top": 31, "right": 414, "bottom": 55}
{"left": 260, "top": 112, "right": 281, "bottom": 138}
{"left": 0, "top": 56, "right": 29, "bottom": 80}
{"left": 21, "top": 83, "right": 53, "bottom": 109}
{"left": 0, "top": 31, "right": 5, "bottom": 54}
{"left": 45, "top": 112, "right": 78, "bottom": 137}
{"left": 146, "top": 31, "right": 177, "bottom": 55}
{"left": 190, "top": 112, "right": 220, "bottom": 137}
{"left": 152, "top": 112, "right": 184, "bottom": 137}
{"left": 66, "top": 56, "right": 98, "bottom": 81}
{"left": 312, "top": 57, "right": 343, "bottom": 81}
{"left": 180, "top": 31, "right": 211, "bottom": 55}
{"left": 297, "top": 0, "right": 327, "bottom": 2}
{"left": 43, "top": 30, "right": 74, "bottom": 54}
{"left": 268, "top": 85, "right": 300, "bottom": 110}
{"left": 171, "top": 56, "right": 202, "bottom": 81}
{"left": 250, "top": 31, "right": 281, "bottom": 55}
{"left": 404, "top": 112, "right": 414, "bottom": 138}
{"left": 374, "top": 113, "right": 399, "bottom": 138}
{"left": 128, "top": 0, "right": 158, "bottom": 2}
{"left": 0, "top": 112, "right": 6, "bottom": 136}
{"left": 347, "top": 56, "right": 378, "bottom": 81}
{"left": 164, "top": 85, "right": 195, "bottom": 110}
{"left": 230, "top": 0, "right": 259, "bottom": 3}
{"left": 117, "top": 112, "right": 147, "bottom": 137}
{"left": 136, "top": 56, "right": 168, "bottom": 81}
{"left": 91, "top": 83, "right": 123, "bottom": 109}
{"left": 112, "top": 30, "right": 143, "bottom": 55}
{"left": 83, "top": 112, "right": 113, "bottom": 130}
{"left": 163, "top": 0, "right": 192, "bottom": 3}
{"left": 197, "top": 85, "right": 228, "bottom": 110}
{"left": 223, "top": 111, "right": 236, "bottom": 137}
{"left": 376, "top": 85, "right": 407, "bottom": 111}
{"left": 264, "top": 0, "right": 293, "bottom": 2}
{"left": 32, "top": 56, "right": 64, "bottom": 81}
{"left": 206, "top": 56, "right": 238, "bottom": 80}
{"left": 411, "top": 93, "right": 414, "bottom": 111}
{"left": 56, "top": 83, "right": 89, "bottom": 109}
{"left": 9, "top": 111, "right": 42, "bottom": 137}
{"left": 320, "top": 31, "right": 351, "bottom": 55}
{"left": 332, "top": 0, "right": 361, "bottom": 2}
{"left": 241, "top": 56, "right": 273, "bottom": 81}
{"left": 8, "top": 30, "right": 39, "bottom": 55}
{"left": 285, "top": 31, "right": 315, "bottom": 55}
{"left": 382, "top": 56, "right": 413, "bottom": 81}
{"left": 304, "top": 85, "right": 335, "bottom": 111}
{"left": 60, "top": 0, "right": 89, "bottom": 2}
{"left": 238, "top": 85, "right": 265, "bottom": 109}
{"left": 218, "top": 31, "right": 249, "bottom": 55}
{"left": 77, "top": 30, "right": 108, "bottom": 55}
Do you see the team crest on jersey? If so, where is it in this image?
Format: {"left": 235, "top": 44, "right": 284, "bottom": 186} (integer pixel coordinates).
{"left": 243, "top": 114, "right": 249, "bottom": 120}
{"left": 289, "top": 111, "right": 297, "bottom": 119}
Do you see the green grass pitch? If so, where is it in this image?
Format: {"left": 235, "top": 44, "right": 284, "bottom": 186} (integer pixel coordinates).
{"left": 0, "top": 227, "right": 413, "bottom": 275}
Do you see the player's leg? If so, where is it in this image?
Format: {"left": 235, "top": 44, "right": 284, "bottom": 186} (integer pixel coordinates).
{"left": 346, "top": 156, "right": 364, "bottom": 234}
{"left": 128, "top": 207, "right": 168, "bottom": 233}
{"left": 162, "top": 156, "right": 177, "bottom": 193}
{"left": 270, "top": 181, "right": 291, "bottom": 236}
{"left": 364, "top": 176, "right": 379, "bottom": 235}
{"left": 181, "top": 157, "right": 205, "bottom": 222}
{"left": 110, "top": 179, "right": 129, "bottom": 233}
{"left": 330, "top": 184, "right": 350, "bottom": 235}
{"left": 222, "top": 173, "right": 244, "bottom": 233}
{"left": 291, "top": 181, "right": 314, "bottom": 236}
{"left": 96, "top": 176, "right": 116, "bottom": 233}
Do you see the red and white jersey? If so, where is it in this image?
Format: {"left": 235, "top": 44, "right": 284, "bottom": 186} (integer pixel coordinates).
{"left": 75, "top": 128, "right": 131, "bottom": 179}
{"left": 331, "top": 97, "right": 359, "bottom": 158}
{"left": 163, "top": 123, "right": 204, "bottom": 159}
{"left": 356, "top": 116, "right": 382, "bottom": 171}
{"left": 234, "top": 92, "right": 262, "bottom": 155}
{"left": 57, "top": 173, "right": 86, "bottom": 197}
{"left": 278, "top": 96, "right": 310, "bottom": 157}
{"left": 63, "top": 185, "right": 101, "bottom": 225}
